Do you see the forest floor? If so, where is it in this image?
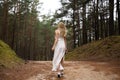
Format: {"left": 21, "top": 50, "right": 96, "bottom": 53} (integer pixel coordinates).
{"left": 0, "top": 61, "right": 120, "bottom": 80}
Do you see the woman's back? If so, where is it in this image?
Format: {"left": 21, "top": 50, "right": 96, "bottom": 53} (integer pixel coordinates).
{"left": 52, "top": 22, "right": 67, "bottom": 76}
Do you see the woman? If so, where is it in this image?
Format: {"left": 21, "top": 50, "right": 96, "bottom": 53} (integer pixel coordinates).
{"left": 52, "top": 22, "right": 67, "bottom": 78}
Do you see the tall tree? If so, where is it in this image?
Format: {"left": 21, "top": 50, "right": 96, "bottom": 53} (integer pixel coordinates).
{"left": 109, "top": 0, "right": 114, "bottom": 36}
{"left": 1, "top": 0, "right": 8, "bottom": 42}
{"left": 117, "top": 0, "right": 120, "bottom": 35}
{"left": 82, "top": 3, "right": 87, "bottom": 44}
{"left": 95, "top": 0, "right": 99, "bottom": 40}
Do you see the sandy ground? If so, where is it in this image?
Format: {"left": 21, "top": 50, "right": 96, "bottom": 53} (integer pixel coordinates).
{"left": 0, "top": 61, "right": 120, "bottom": 80}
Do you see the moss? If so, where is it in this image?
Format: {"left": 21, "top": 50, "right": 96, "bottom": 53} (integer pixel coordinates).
{"left": 66, "top": 36, "right": 120, "bottom": 61}
{"left": 0, "top": 40, "right": 24, "bottom": 68}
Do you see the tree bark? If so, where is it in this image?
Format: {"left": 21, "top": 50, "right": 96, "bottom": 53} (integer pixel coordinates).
{"left": 94, "top": 0, "right": 99, "bottom": 40}
{"left": 2, "top": 0, "right": 8, "bottom": 42}
{"left": 109, "top": 0, "right": 114, "bottom": 36}
{"left": 117, "top": 0, "right": 120, "bottom": 35}
{"left": 82, "top": 4, "right": 87, "bottom": 44}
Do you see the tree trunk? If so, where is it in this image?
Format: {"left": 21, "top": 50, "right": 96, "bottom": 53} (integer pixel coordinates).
{"left": 72, "top": 0, "right": 76, "bottom": 48}
{"left": 109, "top": 0, "right": 114, "bottom": 36}
{"left": 117, "top": 0, "right": 120, "bottom": 35}
{"left": 82, "top": 4, "right": 87, "bottom": 44}
{"left": 2, "top": 0, "right": 8, "bottom": 42}
{"left": 94, "top": 0, "right": 99, "bottom": 40}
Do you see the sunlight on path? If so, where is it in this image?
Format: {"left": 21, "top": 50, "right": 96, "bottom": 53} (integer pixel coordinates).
{"left": 26, "top": 61, "right": 119, "bottom": 80}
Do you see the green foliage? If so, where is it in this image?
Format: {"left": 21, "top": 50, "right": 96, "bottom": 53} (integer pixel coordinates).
{"left": 29, "top": 14, "right": 56, "bottom": 60}
{"left": 0, "top": 40, "right": 24, "bottom": 68}
{"left": 0, "top": 0, "right": 57, "bottom": 60}
{"left": 66, "top": 36, "right": 120, "bottom": 61}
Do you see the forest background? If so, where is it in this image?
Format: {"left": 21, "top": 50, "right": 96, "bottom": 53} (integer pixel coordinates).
{"left": 0, "top": 0, "right": 119, "bottom": 61}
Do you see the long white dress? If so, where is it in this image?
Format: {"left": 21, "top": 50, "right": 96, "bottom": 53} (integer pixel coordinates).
{"left": 52, "top": 32, "right": 66, "bottom": 71}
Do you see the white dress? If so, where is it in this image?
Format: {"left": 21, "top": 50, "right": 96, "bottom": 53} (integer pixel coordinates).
{"left": 52, "top": 32, "right": 66, "bottom": 71}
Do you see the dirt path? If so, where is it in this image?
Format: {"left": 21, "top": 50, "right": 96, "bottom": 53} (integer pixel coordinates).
{"left": 0, "top": 61, "right": 120, "bottom": 80}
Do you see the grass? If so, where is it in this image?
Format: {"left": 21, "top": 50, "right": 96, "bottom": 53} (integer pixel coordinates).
{"left": 0, "top": 40, "right": 24, "bottom": 68}
{"left": 66, "top": 36, "right": 120, "bottom": 61}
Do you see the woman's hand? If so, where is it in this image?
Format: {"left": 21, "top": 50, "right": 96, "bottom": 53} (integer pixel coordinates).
{"left": 52, "top": 46, "right": 55, "bottom": 51}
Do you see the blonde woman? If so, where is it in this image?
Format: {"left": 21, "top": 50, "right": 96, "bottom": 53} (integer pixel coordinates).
{"left": 52, "top": 22, "right": 67, "bottom": 78}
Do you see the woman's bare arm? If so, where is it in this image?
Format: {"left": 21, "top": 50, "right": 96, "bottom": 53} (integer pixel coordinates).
{"left": 52, "top": 30, "right": 59, "bottom": 51}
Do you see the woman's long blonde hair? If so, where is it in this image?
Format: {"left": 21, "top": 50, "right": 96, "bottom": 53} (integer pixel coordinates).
{"left": 58, "top": 22, "right": 67, "bottom": 37}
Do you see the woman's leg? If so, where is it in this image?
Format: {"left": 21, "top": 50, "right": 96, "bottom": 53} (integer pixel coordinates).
{"left": 57, "top": 58, "right": 64, "bottom": 77}
{"left": 60, "top": 58, "right": 64, "bottom": 74}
